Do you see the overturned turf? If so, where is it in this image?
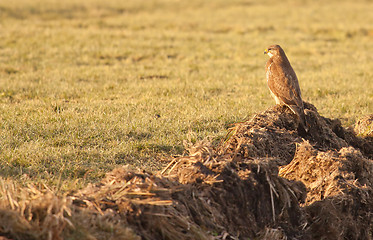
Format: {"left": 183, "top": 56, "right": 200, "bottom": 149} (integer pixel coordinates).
{"left": 0, "top": 103, "right": 372, "bottom": 240}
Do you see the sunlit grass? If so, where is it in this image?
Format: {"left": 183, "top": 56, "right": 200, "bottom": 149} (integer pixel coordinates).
{"left": 0, "top": 0, "right": 372, "bottom": 190}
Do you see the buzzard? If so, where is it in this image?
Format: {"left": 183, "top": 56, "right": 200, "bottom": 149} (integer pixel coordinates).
{"left": 264, "top": 44, "right": 308, "bottom": 132}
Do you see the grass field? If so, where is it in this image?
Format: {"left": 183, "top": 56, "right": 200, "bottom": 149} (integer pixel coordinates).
{"left": 0, "top": 0, "right": 372, "bottom": 190}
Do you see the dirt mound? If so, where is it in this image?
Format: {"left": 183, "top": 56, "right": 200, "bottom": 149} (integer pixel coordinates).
{"left": 280, "top": 142, "right": 373, "bottom": 239}
{"left": 219, "top": 103, "right": 372, "bottom": 163}
{"left": 70, "top": 154, "right": 305, "bottom": 239}
{"left": 216, "top": 103, "right": 373, "bottom": 239}
{"left": 0, "top": 104, "right": 372, "bottom": 240}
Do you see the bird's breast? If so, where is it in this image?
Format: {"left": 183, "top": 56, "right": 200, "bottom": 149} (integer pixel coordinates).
{"left": 266, "top": 62, "right": 273, "bottom": 82}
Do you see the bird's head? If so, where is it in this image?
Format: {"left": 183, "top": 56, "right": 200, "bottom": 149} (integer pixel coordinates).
{"left": 264, "top": 45, "right": 282, "bottom": 58}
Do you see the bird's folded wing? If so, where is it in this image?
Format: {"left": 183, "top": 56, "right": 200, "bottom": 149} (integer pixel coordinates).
{"left": 268, "top": 75, "right": 298, "bottom": 106}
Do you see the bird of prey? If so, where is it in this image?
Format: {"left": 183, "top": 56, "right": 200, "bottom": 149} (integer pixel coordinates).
{"left": 264, "top": 44, "right": 308, "bottom": 132}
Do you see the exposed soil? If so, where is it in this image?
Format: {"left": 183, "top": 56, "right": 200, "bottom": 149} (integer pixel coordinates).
{"left": 0, "top": 103, "right": 372, "bottom": 240}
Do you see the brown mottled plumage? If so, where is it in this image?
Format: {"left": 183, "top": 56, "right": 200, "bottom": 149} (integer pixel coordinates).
{"left": 264, "top": 45, "right": 308, "bottom": 132}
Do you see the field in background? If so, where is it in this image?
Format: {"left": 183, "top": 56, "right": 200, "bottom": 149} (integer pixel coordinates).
{"left": 0, "top": 0, "right": 372, "bottom": 190}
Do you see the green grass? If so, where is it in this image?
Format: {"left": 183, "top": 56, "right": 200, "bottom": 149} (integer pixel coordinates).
{"left": 0, "top": 0, "right": 372, "bottom": 190}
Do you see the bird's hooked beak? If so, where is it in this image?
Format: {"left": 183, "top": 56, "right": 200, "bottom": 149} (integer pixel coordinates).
{"left": 264, "top": 48, "right": 274, "bottom": 57}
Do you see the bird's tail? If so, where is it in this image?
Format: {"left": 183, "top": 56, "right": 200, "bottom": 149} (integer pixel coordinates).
{"left": 288, "top": 105, "right": 309, "bottom": 132}
{"left": 299, "top": 110, "right": 309, "bottom": 132}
